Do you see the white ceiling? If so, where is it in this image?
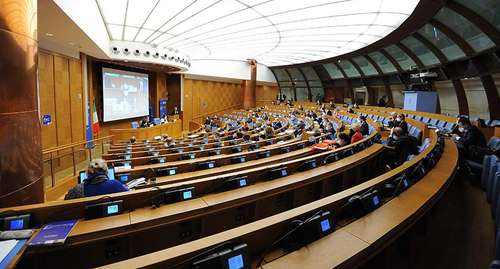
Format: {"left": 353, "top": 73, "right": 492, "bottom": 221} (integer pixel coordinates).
{"left": 95, "top": 0, "right": 420, "bottom": 67}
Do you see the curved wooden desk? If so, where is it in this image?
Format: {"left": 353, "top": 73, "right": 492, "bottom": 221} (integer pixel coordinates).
{"left": 110, "top": 120, "right": 182, "bottom": 144}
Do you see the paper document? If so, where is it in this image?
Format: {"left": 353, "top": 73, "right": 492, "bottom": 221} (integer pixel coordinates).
{"left": 0, "top": 240, "right": 18, "bottom": 263}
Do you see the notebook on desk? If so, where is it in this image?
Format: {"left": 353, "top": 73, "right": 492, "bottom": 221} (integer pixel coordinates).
{"left": 27, "top": 219, "right": 79, "bottom": 247}
{"left": 0, "top": 239, "right": 27, "bottom": 268}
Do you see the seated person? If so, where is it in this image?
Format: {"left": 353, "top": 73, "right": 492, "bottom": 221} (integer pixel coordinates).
{"left": 129, "top": 136, "right": 137, "bottom": 143}
{"left": 64, "top": 159, "right": 129, "bottom": 200}
{"left": 326, "top": 122, "right": 336, "bottom": 140}
{"left": 347, "top": 107, "right": 355, "bottom": 114}
{"left": 386, "top": 127, "right": 419, "bottom": 168}
{"left": 173, "top": 107, "right": 179, "bottom": 115}
{"left": 331, "top": 133, "right": 350, "bottom": 149}
{"left": 241, "top": 133, "right": 252, "bottom": 144}
{"left": 452, "top": 117, "right": 486, "bottom": 148}
{"left": 297, "top": 119, "right": 306, "bottom": 130}
{"left": 165, "top": 137, "right": 177, "bottom": 148}
{"left": 396, "top": 114, "right": 408, "bottom": 134}
{"left": 161, "top": 133, "right": 168, "bottom": 141}
{"left": 273, "top": 119, "right": 283, "bottom": 130}
{"left": 204, "top": 117, "right": 211, "bottom": 125}
{"left": 160, "top": 114, "right": 168, "bottom": 124}
{"left": 265, "top": 126, "right": 275, "bottom": 139}
{"left": 358, "top": 115, "right": 369, "bottom": 136}
{"left": 236, "top": 131, "right": 244, "bottom": 139}
{"left": 326, "top": 109, "right": 332, "bottom": 116}
{"left": 387, "top": 112, "right": 398, "bottom": 128}
{"left": 140, "top": 116, "right": 150, "bottom": 128}
{"left": 349, "top": 123, "right": 363, "bottom": 144}
{"left": 316, "top": 100, "right": 321, "bottom": 105}
{"left": 329, "top": 101, "right": 335, "bottom": 108}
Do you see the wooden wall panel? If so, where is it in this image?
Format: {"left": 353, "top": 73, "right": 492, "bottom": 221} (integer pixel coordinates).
{"left": 38, "top": 52, "right": 57, "bottom": 150}
{"left": 53, "top": 56, "right": 72, "bottom": 148}
{"left": 183, "top": 78, "right": 243, "bottom": 129}
{"left": 256, "top": 84, "right": 279, "bottom": 104}
{"left": 69, "top": 60, "right": 84, "bottom": 143}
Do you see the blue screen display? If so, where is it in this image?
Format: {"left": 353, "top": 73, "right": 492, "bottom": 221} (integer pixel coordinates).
{"left": 120, "top": 175, "right": 128, "bottom": 182}
{"left": 241, "top": 158, "right": 245, "bottom": 162}
{"left": 199, "top": 147, "right": 205, "bottom": 150}
{"left": 282, "top": 170, "right": 287, "bottom": 176}
{"left": 79, "top": 171, "right": 87, "bottom": 183}
{"left": 178, "top": 149, "right": 184, "bottom": 153}
{"left": 127, "top": 146, "right": 132, "bottom": 150}
{"left": 228, "top": 254, "right": 244, "bottom": 269}
{"left": 266, "top": 152, "right": 270, "bottom": 157}
{"left": 164, "top": 143, "right": 169, "bottom": 148}
{"left": 169, "top": 169, "right": 176, "bottom": 175}
{"left": 373, "top": 196, "right": 379, "bottom": 206}
{"left": 320, "top": 219, "right": 330, "bottom": 232}
{"left": 159, "top": 158, "right": 165, "bottom": 163}
{"left": 153, "top": 152, "right": 159, "bottom": 156}
{"left": 108, "top": 168, "right": 115, "bottom": 180}
{"left": 126, "top": 150, "right": 132, "bottom": 153}
{"left": 144, "top": 145, "right": 151, "bottom": 148}
{"left": 190, "top": 155, "right": 195, "bottom": 159}
{"left": 239, "top": 179, "right": 247, "bottom": 187}
{"left": 125, "top": 155, "right": 131, "bottom": 159}
{"left": 183, "top": 191, "right": 192, "bottom": 199}
{"left": 9, "top": 219, "right": 24, "bottom": 230}
{"left": 149, "top": 148, "right": 155, "bottom": 151}
{"left": 312, "top": 162, "right": 317, "bottom": 168}
{"left": 403, "top": 180, "right": 408, "bottom": 187}
{"left": 107, "top": 204, "right": 119, "bottom": 214}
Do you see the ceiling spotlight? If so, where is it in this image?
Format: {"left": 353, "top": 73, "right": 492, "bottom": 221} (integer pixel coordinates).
{"left": 46, "top": 33, "right": 53, "bottom": 37}
{"left": 69, "top": 42, "right": 76, "bottom": 45}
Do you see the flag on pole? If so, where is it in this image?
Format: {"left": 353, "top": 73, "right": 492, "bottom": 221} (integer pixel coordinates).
{"left": 93, "top": 100, "right": 100, "bottom": 134}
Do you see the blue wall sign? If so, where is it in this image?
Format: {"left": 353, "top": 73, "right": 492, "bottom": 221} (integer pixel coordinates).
{"left": 42, "top": 114, "right": 52, "bottom": 126}
{"left": 159, "top": 99, "right": 167, "bottom": 117}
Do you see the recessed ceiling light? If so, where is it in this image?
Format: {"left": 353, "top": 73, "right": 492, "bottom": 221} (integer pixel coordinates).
{"left": 86, "top": 49, "right": 91, "bottom": 52}
{"left": 69, "top": 42, "right": 76, "bottom": 45}
{"left": 46, "top": 33, "right": 53, "bottom": 37}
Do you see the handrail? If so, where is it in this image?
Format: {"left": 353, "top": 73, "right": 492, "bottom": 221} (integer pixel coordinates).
{"left": 191, "top": 104, "right": 242, "bottom": 121}
{"left": 42, "top": 135, "right": 114, "bottom": 155}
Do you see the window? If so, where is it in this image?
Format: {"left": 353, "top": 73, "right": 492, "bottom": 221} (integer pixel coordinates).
{"left": 417, "top": 24, "right": 466, "bottom": 61}
{"left": 288, "top": 68, "right": 305, "bottom": 81}
{"left": 300, "top": 67, "right": 320, "bottom": 81}
{"left": 352, "top": 56, "right": 378, "bottom": 76}
{"left": 368, "top": 51, "right": 398, "bottom": 73}
{"left": 272, "top": 69, "right": 290, "bottom": 81}
{"left": 455, "top": 0, "right": 500, "bottom": 32}
{"left": 434, "top": 7, "right": 495, "bottom": 52}
{"left": 400, "top": 36, "right": 440, "bottom": 66}
{"left": 383, "top": 44, "right": 416, "bottom": 70}
{"left": 323, "top": 63, "right": 344, "bottom": 79}
{"left": 337, "top": 60, "right": 361, "bottom": 77}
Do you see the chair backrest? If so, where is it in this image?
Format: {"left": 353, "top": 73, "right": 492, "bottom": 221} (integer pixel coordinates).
{"left": 492, "top": 171, "right": 500, "bottom": 218}
{"left": 415, "top": 115, "right": 423, "bottom": 121}
{"left": 487, "top": 160, "right": 500, "bottom": 202}
{"left": 421, "top": 117, "right": 430, "bottom": 123}
{"left": 482, "top": 155, "right": 493, "bottom": 190}
{"left": 154, "top": 118, "right": 161, "bottom": 125}
{"left": 444, "top": 122, "right": 456, "bottom": 131}
{"left": 429, "top": 118, "right": 439, "bottom": 126}
{"left": 488, "top": 137, "right": 500, "bottom": 148}
{"left": 131, "top": 122, "right": 139, "bottom": 129}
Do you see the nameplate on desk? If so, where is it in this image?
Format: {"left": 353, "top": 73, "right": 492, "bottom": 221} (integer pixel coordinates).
{"left": 114, "top": 166, "right": 131, "bottom": 172}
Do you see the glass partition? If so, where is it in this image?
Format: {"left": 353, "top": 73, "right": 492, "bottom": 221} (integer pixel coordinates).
{"left": 400, "top": 36, "right": 440, "bottom": 66}
{"left": 337, "top": 60, "right": 361, "bottom": 77}
{"left": 323, "top": 63, "right": 344, "bottom": 79}
{"left": 368, "top": 51, "right": 398, "bottom": 73}
{"left": 434, "top": 7, "right": 495, "bottom": 53}
{"left": 417, "top": 24, "right": 466, "bottom": 61}
{"left": 455, "top": 0, "right": 500, "bottom": 32}
{"left": 383, "top": 44, "right": 416, "bottom": 70}
{"left": 352, "top": 56, "right": 378, "bottom": 76}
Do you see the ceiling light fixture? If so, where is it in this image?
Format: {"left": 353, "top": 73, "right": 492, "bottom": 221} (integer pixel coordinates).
{"left": 46, "top": 33, "right": 53, "bottom": 37}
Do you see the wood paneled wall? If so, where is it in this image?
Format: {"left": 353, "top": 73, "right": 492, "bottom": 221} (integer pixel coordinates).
{"left": 182, "top": 78, "right": 243, "bottom": 129}
{"left": 256, "top": 84, "right": 279, "bottom": 104}
{"left": 38, "top": 51, "right": 85, "bottom": 150}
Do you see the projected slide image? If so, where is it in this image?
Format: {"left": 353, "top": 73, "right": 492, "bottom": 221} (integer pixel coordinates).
{"left": 102, "top": 68, "right": 149, "bottom": 122}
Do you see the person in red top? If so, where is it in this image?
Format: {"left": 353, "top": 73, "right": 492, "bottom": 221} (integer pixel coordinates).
{"left": 349, "top": 123, "right": 363, "bottom": 144}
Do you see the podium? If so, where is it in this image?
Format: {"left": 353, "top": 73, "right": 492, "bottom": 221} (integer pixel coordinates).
{"left": 403, "top": 91, "right": 438, "bottom": 113}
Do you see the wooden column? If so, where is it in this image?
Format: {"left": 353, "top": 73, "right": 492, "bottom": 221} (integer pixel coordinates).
{"left": 243, "top": 59, "right": 257, "bottom": 109}
{"left": 0, "top": 0, "right": 44, "bottom": 206}
{"left": 451, "top": 79, "right": 469, "bottom": 116}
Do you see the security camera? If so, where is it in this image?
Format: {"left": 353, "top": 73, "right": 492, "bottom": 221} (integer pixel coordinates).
{"left": 123, "top": 47, "right": 130, "bottom": 55}
{"left": 153, "top": 52, "right": 160, "bottom": 58}
{"left": 144, "top": 51, "right": 151, "bottom": 57}
{"left": 161, "top": 53, "right": 167, "bottom": 60}
{"left": 174, "top": 57, "right": 179, "bottom": 62}
{"left": 111, "top": 46, "right": 119, "bottom": 54}
{"left": 133, "top": 49, "right": 140, "bottom": 55}
{"left": 180, "top": 59, "right": 184, "bottom": 64}
{"left": 168, "top": 56, "right": 174, "bottom": 61}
